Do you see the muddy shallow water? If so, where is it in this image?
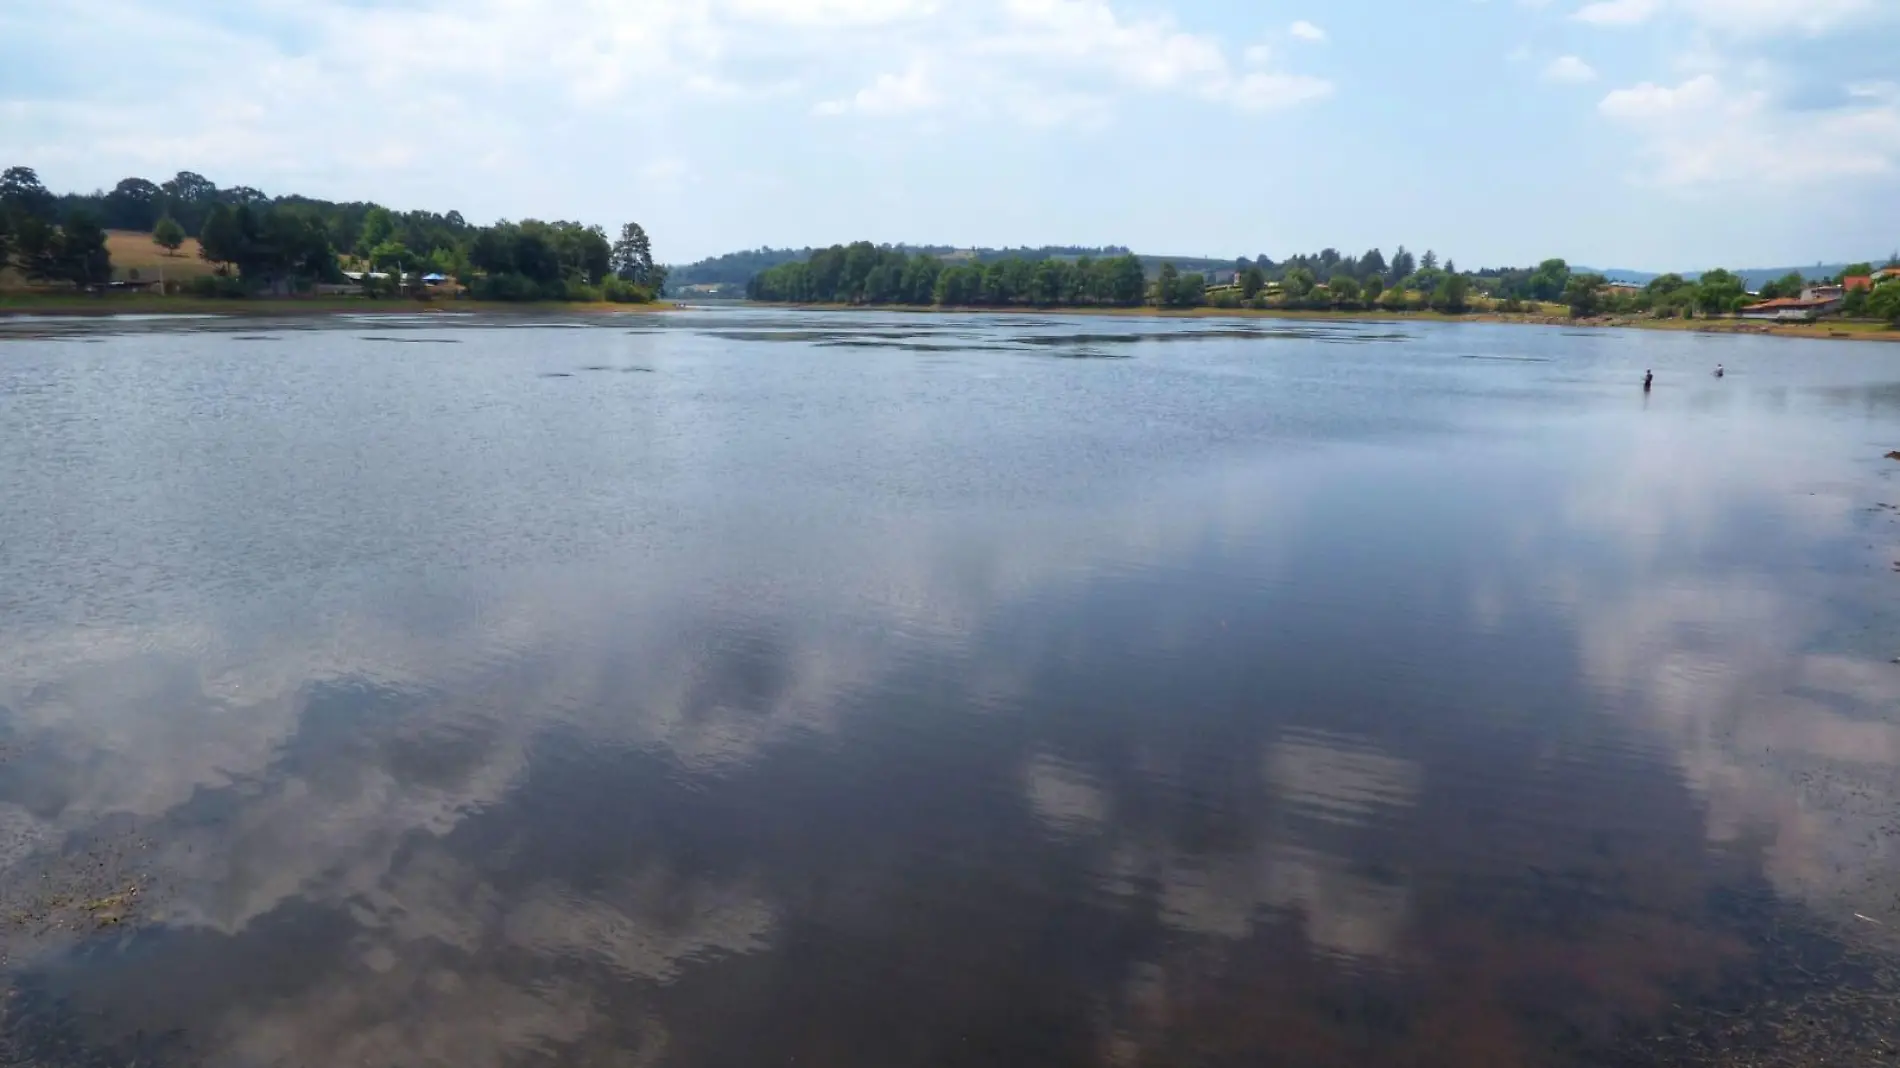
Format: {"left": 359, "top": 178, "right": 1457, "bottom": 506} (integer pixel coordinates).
{"left": 2, "top": 308, "right": 1899, "bottom": 1066}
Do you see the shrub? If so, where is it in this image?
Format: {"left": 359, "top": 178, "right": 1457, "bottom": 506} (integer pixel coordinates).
{"left": 601, "top": 276, "right": 653, "bottom": 304}
{"left": 470, "top": 272, "right": 542, "bottom": 301}
{"left": 185, "top": 274, "right": 252, "bottom": 298}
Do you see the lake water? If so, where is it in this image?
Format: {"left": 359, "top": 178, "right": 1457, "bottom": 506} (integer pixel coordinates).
{"left": 2, "top": 308, "right": 1899, "bottom": 1066}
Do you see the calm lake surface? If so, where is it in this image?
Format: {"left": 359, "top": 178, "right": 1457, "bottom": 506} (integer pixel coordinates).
{"left": 2, "top": 308, "right": 1899, "bottom": 1066}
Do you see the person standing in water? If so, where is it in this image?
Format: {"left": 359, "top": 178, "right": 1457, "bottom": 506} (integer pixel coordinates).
{"left": 1644, "top": 370, "right": 1653, "bottom": 391}
{"left": 1715, "top": 364, "right": 1724, "bottom": 378}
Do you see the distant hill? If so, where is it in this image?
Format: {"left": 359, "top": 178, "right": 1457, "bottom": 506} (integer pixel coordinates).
{"left": 664, "top": 247, "right": 810, "bottom": 292}
{"left": 1588, "top": 263, "right": 1881, "bottom": 291}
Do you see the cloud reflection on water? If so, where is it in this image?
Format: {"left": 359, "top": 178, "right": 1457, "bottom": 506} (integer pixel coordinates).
{"left": 2, "top": 318, "right": 1899, "bottom": 1064}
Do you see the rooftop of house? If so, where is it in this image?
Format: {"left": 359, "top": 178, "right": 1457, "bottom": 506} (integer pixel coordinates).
{"left": 1745, "top": 296, "right": 1836, "bottom": 310}
{"left": 1844, "top": 275, "right": 1873, "bottom": 291}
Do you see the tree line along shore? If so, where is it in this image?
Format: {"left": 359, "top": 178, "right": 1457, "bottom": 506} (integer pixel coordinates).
{"left": 5, "top": 164, "right": 1896, "bottom": 336}
{"left": 744, "top": 242, "right": 1900, "bottom": 329}
{"left": 0, "top": 166, "right": 665, "bottom": 306}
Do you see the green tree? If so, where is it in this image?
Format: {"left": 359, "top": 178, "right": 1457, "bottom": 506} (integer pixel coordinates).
{"left": 428, "top": 244, "right": 471, "bottom": 282}
{"left": 1328, "top": 273, "right": 1362, "bottom": 306}
{"left": 1155, "top": 262, "right": 1179, "bottom": 307}
{"left": 1431, "top": 273, "right": 1470, "bottom": 314}
{"left": 0, "top": 166, "right": 57, "bottom": 221}
{"left": 1643, "top": 273, "right": 1692, "bottom": 317}
{"left": 103, "top": 177, "right": 161, "bottom": 231}
{"left": 1563, "top": 272, "right": 1608, "bottom": 318}
{"left": 57, "top": 211, "right": 112, "bottom": 288}
{"left": 370, "top": 239, "right": 416, "bottom": 280}
{"left": 197, "top": 204, "right": 242, "bottom": 272}
{"left": 1527, "top": 258, "right": 1570, "bottom": 303}
{"left": 1420, "top": 249, "right": 1439, "bottom": 272}
{"left": 1844, "top": 286, "right": 1869, "bottom": 317}
{"left": 1282, "top": 266, "right": 1315, "bottom": 299}
{"left": 1378, "top": 283, "right": 1409, "bottom": 311}
{"left": 1842, "top": 262, "right": 1874, "bottom": 279}
{"left": 1171, "top": 272, "right": 1206, "bottom": 307}
{"left": 1757, "top": 271, "right": 1804, "bottom": 299}
{"left": 11, "top": 216, "right": 58, "bottom": 281}
{"left": 1869, "top": 281, "right": 1900, "bottom": 324}
{"left": 1407, "top": 267, "right": 1447, "bottom": 296}
{"left": 1028, "top": 258, "right": 1065, "bottom": 306}
{"left": 555, "top": 223, "right": 612, "bottom": 285}
{"left": 1240, "top": 265, "right": 1265, "bottom": 300}
{"left": 931, "top": 264, "right": 981, "bottom": 306}
{"left": 1364, "top": 275, "right": 1385, "bottom": 303}
{"left": 1388, "top": 246, "right": 1416, "bottom": 284}
{"left": 1695, "top": 269, "right": 1746, "bottom": 315}
{"left": 356, "top": 207, "right": 396, "bottom": 257}
{"left": 611, "top": 221, "right": 655, "bottom": 285}
{"left": 1104, "top": 255, "right": 1146, "bottom": 305}
{"left": 152, "top": 214, "right": 185, "bottom": 256}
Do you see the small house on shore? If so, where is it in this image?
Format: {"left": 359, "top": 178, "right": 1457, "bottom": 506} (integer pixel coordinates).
{"left": 1740, "top": 284, "right": 1845, "bottom": 321}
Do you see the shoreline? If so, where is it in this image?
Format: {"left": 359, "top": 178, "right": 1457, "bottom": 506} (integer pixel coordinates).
{"left": 4, "top": 292, "right": 1892, "bottom": 344}
{"left": 0, "top": 294, "right": 678, "bottom": 318}
{"left": 742, "top": 301, "right": 1900, "bottom": 343}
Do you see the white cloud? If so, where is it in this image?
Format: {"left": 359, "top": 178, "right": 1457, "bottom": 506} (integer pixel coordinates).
{"left": 1678, "top": 0, "right": 1879, "bottom": 34}
{"left": 0, "top": 0, "right": 1333, "bottom": 237}
{"left": 814, "top": 64, "right": 942, "bottom": 116}
{"left": 1288, "top": 20, "right": 1326, "bottom": 42}
{"left": 726, "top": 0, "right": 941, "bottom": 24}
{"left": 1599, "top": 73, "right": 1900, "bottom": 186}
{"left": 987, "top": 0, "right": 1229, "bottom": 92}
{"left": 1573, "top": 0, "right": 1659, "bottom": 26}
{"left": 813, "top": 0, "right": 1331, "bottom": 121}
{"left": 1575, "top": 0, "right": 1884, "bottom": 34}
{"left": 1542, "top": 55, "right": 1598, "bottom": 83}
{"left": 1228, "top": 71, "right": 1335, "bottom": 111}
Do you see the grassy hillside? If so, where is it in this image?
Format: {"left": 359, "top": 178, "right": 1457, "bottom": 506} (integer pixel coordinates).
{"left": 2, "top": 229, "right": 216, "bottom": 289}
{"left": 105, "top": 230, "right": 214, "bottom": 280}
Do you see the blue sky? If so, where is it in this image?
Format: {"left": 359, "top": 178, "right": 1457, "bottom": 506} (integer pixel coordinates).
{"left": 2, "top": 0, "right": 1897, "bottom": 269}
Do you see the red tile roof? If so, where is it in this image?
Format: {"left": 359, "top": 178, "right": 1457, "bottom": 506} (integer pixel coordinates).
{"left": 1845, "top": 275, "right": 1873, "bottom": 291}
{"left": 1744, "top": 297, "right": 1833, "bottom": 310}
